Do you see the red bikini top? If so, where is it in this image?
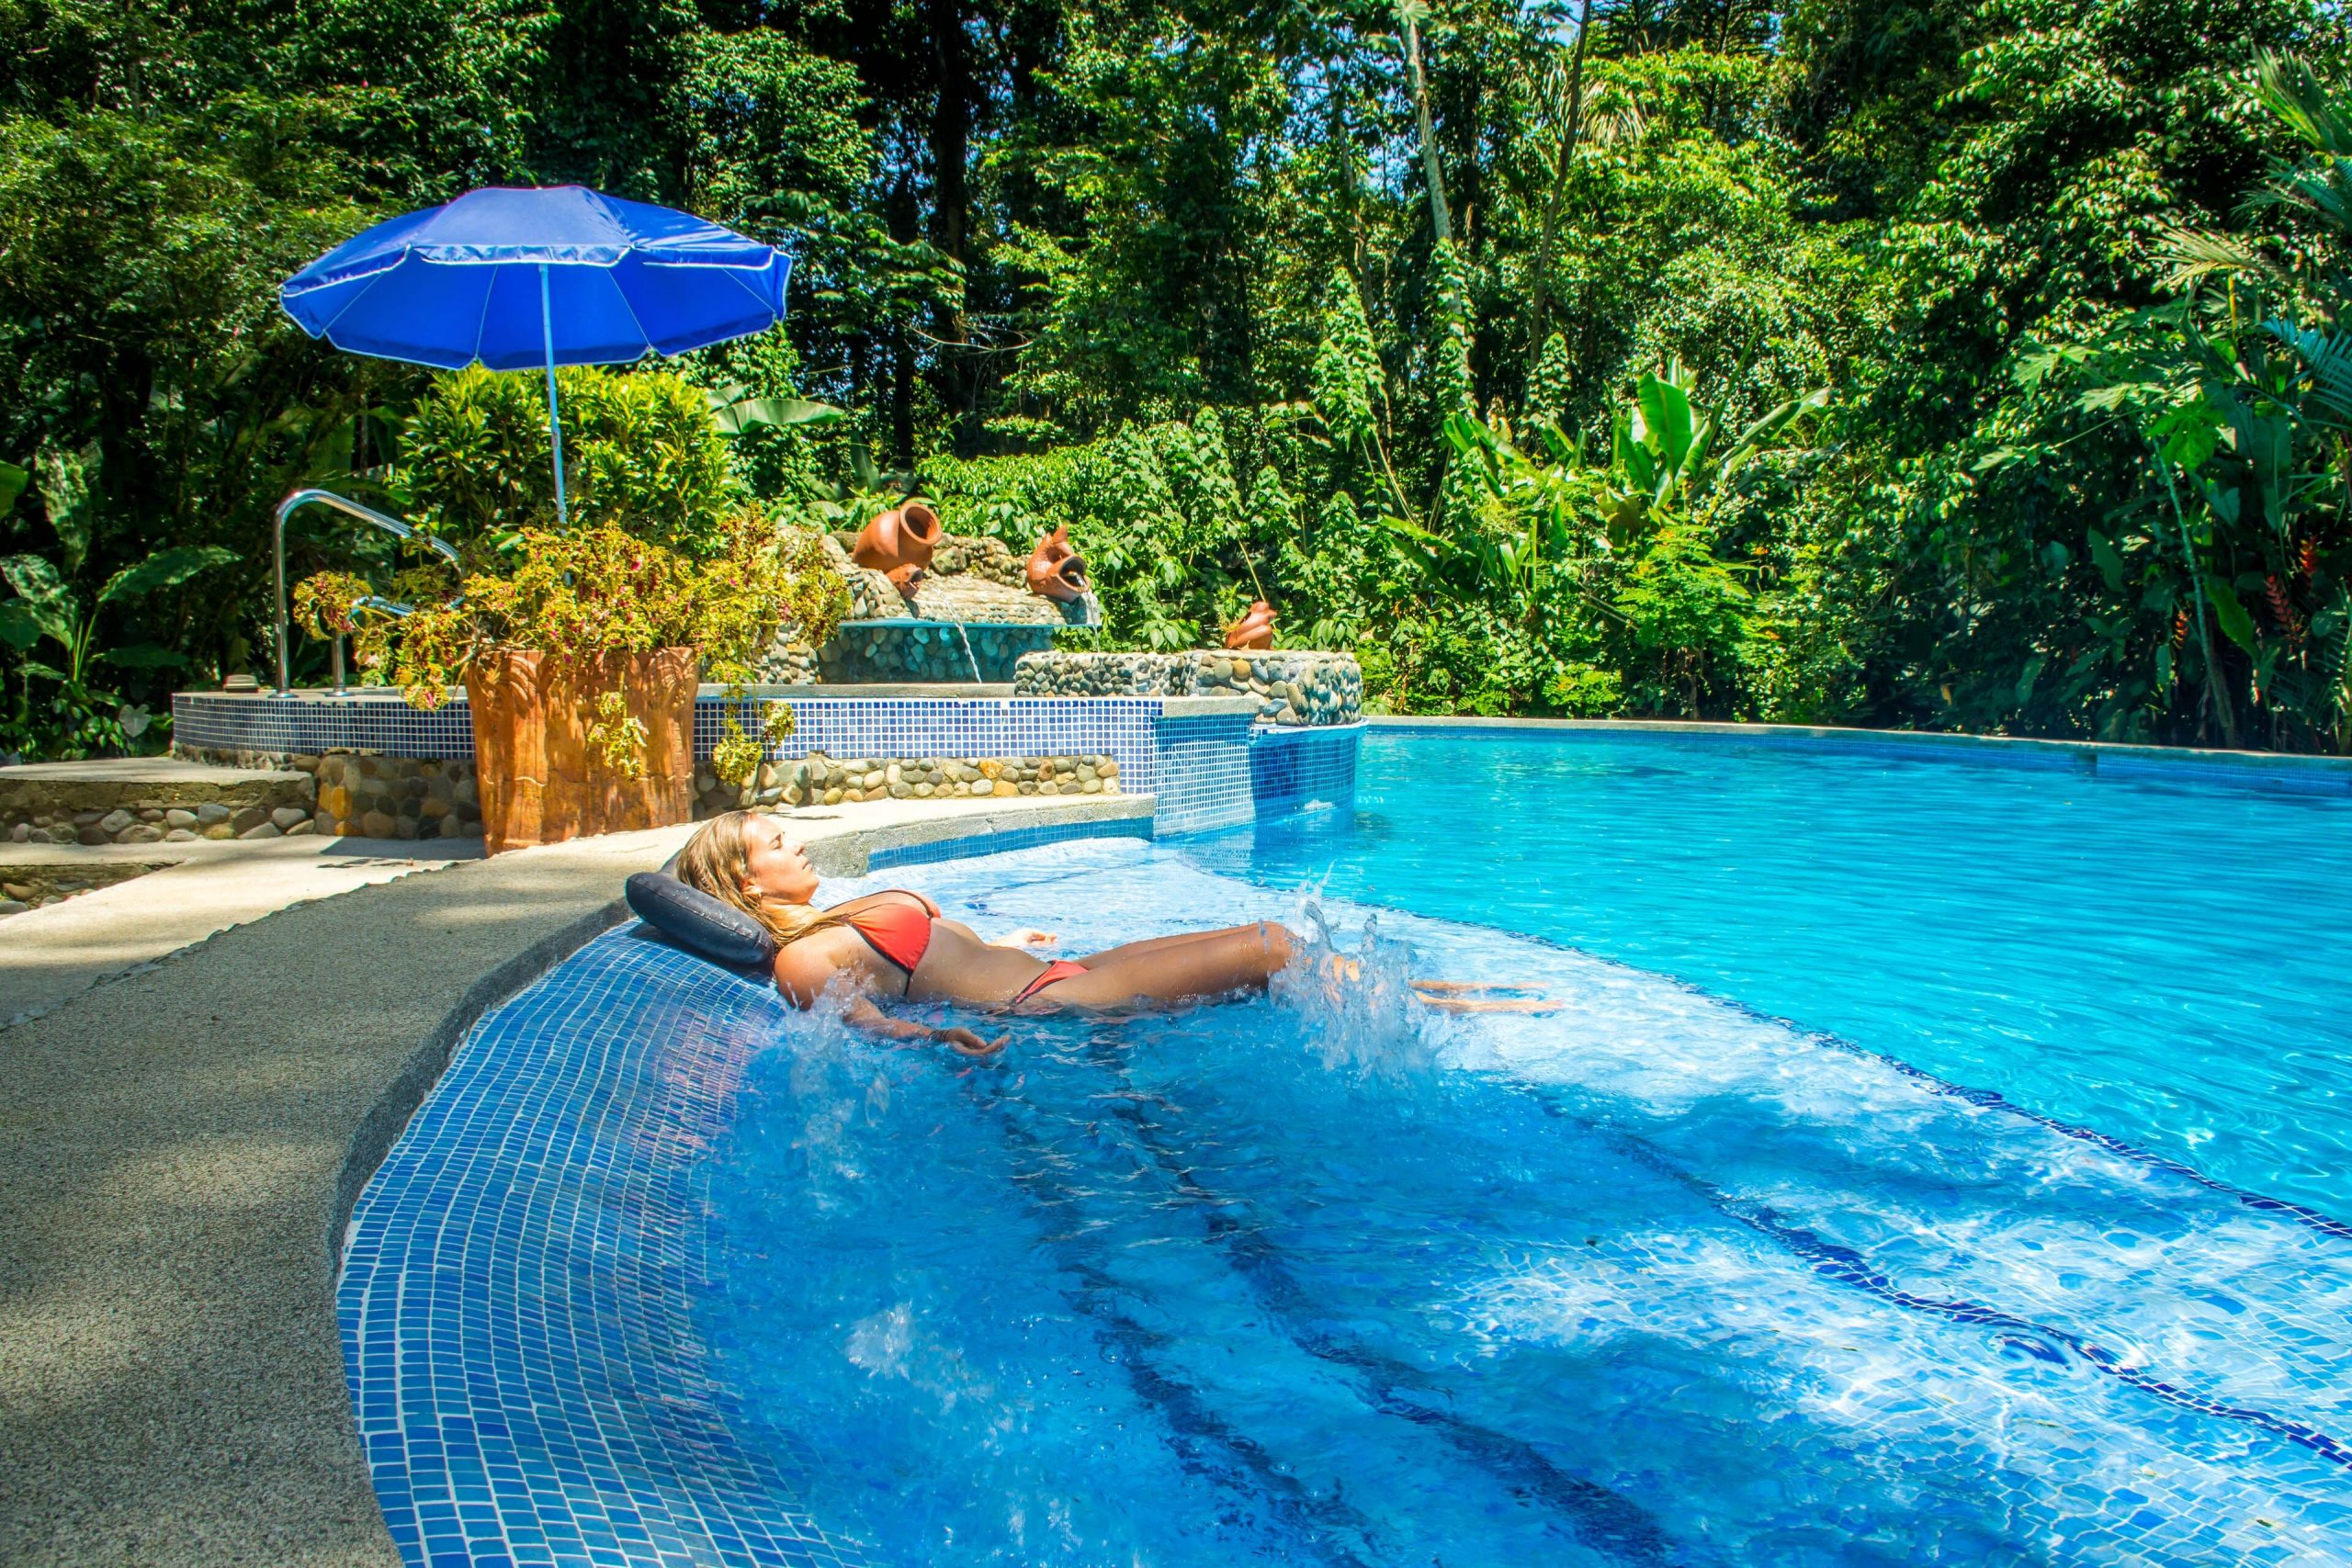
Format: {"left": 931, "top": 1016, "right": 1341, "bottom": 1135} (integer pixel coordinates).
{"left": 841, "top": 890, "right": 941, "bottom": 991}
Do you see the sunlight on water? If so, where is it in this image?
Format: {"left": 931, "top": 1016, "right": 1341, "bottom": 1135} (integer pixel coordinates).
{"left": 695, "top": 815, "right": 2352, "bottom": 1566}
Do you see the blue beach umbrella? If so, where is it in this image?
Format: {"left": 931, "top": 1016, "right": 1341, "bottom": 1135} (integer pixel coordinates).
{"left": 280, "top": 185, "right": 791, "bottom": 526}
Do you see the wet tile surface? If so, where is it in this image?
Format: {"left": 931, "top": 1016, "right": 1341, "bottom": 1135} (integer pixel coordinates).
{"left": 340, "top": 927, "right": 865, "bottom": 1568}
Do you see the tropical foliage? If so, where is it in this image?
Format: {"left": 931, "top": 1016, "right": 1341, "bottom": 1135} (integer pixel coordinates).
{"left": 6, "top": 0, "right": 2352, "bottom": 753}
{"left": 300, "top": 513, "right": 845, "bottom": 714}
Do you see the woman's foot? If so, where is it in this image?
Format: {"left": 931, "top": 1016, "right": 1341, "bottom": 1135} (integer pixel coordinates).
{"left": 1411, "top": 980, "right": 1547, "bottom": 997}
{"left": 1417, "top": 995, "right": 1564, "bottom": 1014}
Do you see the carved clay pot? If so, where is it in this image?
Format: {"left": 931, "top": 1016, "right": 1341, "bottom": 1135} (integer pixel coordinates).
{"left": 465, "top": 646, "right": 696, "bottom": 853}
{"left": 852, "top": 501, "right": 941, "bottom": 576}
{"left": 1224, "top": 600, "right": 1277, "bottom": 650}
{"left": 885, "top": 562, "right": 927, "bottom": 596}
{"left": 1024, "top": 525, "right": 1091, "bottom": 602}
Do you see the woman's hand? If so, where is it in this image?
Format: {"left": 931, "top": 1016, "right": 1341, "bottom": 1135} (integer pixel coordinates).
{"left": 996, "top": 928, "right": 1058, "bottom": 950}
{"left": 933, "top": 1025, "right": 1009, "bottom": 1057}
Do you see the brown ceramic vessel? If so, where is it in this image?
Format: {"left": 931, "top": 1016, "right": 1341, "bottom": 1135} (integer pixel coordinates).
{"left": 1024, "top": 525, "right": 1091, "bottom": 602}
{"left": 465, "top": 646, "right": 697, "bottom": 853}
{"left": 1224, "top": 600, "right": 1277, "bottom": 650}
{"left": 852, "top": 501, "right": 941, "bottom": 576}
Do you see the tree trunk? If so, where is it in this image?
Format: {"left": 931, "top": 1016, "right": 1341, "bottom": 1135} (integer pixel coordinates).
{"left": 885, "top": 170, "right": 921, "bottom": 468}
{"left": 1529, "top": 0, "right": 1594, "bottom": 357}
{"left": 925, "top": 0, "right": 980, "bottom": 454}
{"left": 891, "top": 326, "right": 915, "bottom": 468}
{"left": 1398, "top": 7, "right": 1453, "bottom": 243}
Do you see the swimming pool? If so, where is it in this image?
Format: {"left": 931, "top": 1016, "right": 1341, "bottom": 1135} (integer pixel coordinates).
{"left": 345, "top": 728, "right": 2352, "bottom": 1566}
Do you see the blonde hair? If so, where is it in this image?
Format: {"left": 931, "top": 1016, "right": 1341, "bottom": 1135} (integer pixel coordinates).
{"left": 673, "top": 811, "right": 844, "bottom": 948}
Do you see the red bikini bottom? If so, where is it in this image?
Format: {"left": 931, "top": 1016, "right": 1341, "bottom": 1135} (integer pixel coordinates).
{"left": 1012, "top": 960, "right": 1088, "bottom": 1006}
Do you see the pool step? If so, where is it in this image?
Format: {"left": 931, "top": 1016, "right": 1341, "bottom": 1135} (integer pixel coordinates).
{"left": 1, "top": 758, "right": 317, "bottom": 848}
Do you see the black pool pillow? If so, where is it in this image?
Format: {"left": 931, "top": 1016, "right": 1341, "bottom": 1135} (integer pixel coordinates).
{"left": 626, "top": 871, "right": 779, "bottom": 970}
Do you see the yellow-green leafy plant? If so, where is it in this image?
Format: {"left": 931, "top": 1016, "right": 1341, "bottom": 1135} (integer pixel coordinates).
{"left": 292, "top": 570, "right": 370, "bottom": 638}
{"left": 711, "top": 694, "right": 802, "bottom": 789}
{"left": 399, "top": 366, "right": 740, "bottom": 556}
{"left": 298, "top": 516, "right": 846, "bottom": 778}
{"left": 710, "top": 718, "right": 762, "bottom": 787}
{"left": 583, "top": 689, "right": 650, "bottom": 776}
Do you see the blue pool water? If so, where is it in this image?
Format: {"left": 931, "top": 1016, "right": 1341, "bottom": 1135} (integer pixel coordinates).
{"left": 1198, "top": 728, "right": 2352, "bottom": 1216}
{"left": 688, "top": 732, "right": 2352, "bottom": 1566}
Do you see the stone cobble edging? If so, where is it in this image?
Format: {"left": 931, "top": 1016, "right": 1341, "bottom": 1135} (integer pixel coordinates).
{"left": 6, "top": 765, "right": 317, "bottom": 846}
{"left": 1013, "top": 649, "right": 1363, "bottom": 726}
{"left": 0, "top": 860, "right": 166, "bottom": 916}
{"left": 695, "top": 750, "right": 1120, "bottom": 814}
{"left": 176, "top": 745, "right": 482, "bottom": 840}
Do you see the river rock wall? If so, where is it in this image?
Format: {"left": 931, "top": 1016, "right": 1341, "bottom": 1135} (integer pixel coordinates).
{"left": 695, "top": 750, "right": 1119, "bottom": 814}
{"left": 1012, "top": 650, "right": 1363, "bottom": 726}
{"left": 175, "top": 744, "right": 481, "bottom": 839}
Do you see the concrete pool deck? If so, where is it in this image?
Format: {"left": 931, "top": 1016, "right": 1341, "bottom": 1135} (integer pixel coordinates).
{"left": 0, "top": 791, "right": 1148, "bottom": 1568}
{"left": 0, "top": 837, "right": 491, "bottom": 1028}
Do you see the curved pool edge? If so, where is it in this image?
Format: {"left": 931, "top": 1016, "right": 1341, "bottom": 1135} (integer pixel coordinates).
{"left": 1366, "top": 715, "right": 2352, "bottom": 788}
{"left": 330, "top": 795, "right": 1155, "bottom": 1567}
{"left": 329, "top": 794, "right": 1156, "bottom": 1272}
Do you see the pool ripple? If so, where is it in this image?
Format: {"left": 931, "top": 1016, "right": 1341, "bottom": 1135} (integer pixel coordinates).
{"left": 692, "top": 841, "right": 2352, "bottom": 1565}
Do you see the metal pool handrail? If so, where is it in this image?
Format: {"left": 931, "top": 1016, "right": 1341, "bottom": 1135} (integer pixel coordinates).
{"left": 271, "top": 489, "right": 461, "bottom": 694}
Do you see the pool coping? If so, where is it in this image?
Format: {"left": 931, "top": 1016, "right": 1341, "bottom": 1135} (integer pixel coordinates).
{"left": 1364, "top": 715, "right": 2352, "bottom": 781}
{"left": 0, "top": 791, "right": 1148, "bottom": 1568}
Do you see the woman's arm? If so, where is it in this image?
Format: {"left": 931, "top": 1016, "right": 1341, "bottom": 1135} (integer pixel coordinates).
{"left": 844, "top": 997, "right": 1008, "bottom": 1057}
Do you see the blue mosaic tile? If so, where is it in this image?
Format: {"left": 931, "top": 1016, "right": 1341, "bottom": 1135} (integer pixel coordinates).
{"left": 698, "top": 696, "right": 1164, "bottom": 794}
{"left": 175, "top": 693, "right": 1166, "bottom": 788}
{"left": 339, "top": 928, "right": 872, "bottom": 1568}
{"left": 173, "top": 692, "right": 476, "bottom": 758}
{"left": 175, "top": 694, "right": 1363, "bottom": 837}
{"left": 1250, "top": 724, "right": 1363, "bottom": 824}
{"left": 1149, "top": 712, "right": 1257, "bottom": 836}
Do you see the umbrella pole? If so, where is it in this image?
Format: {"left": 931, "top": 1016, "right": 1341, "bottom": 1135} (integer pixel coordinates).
{"left": 540, "top": 263, "right": 569, "bottom": 528}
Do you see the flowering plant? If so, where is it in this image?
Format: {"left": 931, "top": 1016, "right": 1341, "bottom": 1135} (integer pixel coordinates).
{"left": 297, "top": 513, "right": 847, "bottom": 769}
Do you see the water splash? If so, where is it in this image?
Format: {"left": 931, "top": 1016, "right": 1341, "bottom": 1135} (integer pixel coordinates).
{"left": 1266, "top": 901, "right": 1442, "bottom": 1081}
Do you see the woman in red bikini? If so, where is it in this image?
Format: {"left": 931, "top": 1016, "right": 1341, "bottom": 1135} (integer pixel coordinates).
{"left": 675, "top": 811, "right": 1551, "bottom": 1056}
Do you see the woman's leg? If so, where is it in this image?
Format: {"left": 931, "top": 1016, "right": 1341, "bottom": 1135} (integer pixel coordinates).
{"left": 1032, "top": 920, "right": 1296, "bottom": 1011}
{"left": 1071, "top": 922, "right": 1280, "bottom": 967}
{"left": 1032, "top": 923, "right": 1564, "bottom": 1016}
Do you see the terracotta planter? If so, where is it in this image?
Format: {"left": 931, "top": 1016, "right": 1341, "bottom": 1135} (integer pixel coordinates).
{"left": 465, "top": 647, "right": 697, "bottom": 853}
{"left": 852, "top": 501, "right": 941, "bottom": 576}
{"left": 1024, "top": 525, "right": 1091, "bottom": 602}
{"left": 1224, "top": 600, "right": 1277, "bottom": 650}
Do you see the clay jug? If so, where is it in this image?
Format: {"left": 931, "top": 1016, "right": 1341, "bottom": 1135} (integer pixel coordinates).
{"left": 852, "top": 500, "right": 941, "bottom": 575}
{"left": 1224, "top": 600, "right": 1276, "bottom": 650}
{"left": 885, "top": 562, "right": 927, "bottom": 596}
{"left": 1024, "top": 526, "right": 1091, "bottom": 601}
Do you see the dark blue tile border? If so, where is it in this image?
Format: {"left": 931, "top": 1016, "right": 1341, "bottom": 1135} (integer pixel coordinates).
{"left": 866, "top": 814, "right": 1152, "bottom": 871}
{"left": 339, "top": 927, "right": 871, "bottom": 1568}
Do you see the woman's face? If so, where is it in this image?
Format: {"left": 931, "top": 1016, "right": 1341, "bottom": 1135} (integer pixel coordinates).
{"left": 740, "top": 815, "right": 820, "bottom": 905}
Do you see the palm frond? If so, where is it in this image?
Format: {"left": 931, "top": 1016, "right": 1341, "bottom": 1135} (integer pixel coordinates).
{"left": 2243, "top": 164, "right": 2352, "bottom": 242}
{"left": 2261, "top": 317, "right": 2352, "bottom": 424}
{"left": 2154, "top": 225, "right": 2296, "bottom": 294}
{"left": 2253, "top": 51, "right": 2352, "bottom": 157}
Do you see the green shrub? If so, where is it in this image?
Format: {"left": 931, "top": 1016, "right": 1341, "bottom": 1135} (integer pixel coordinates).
{"left": 399, "top": 366, "right": 738, "bottom": 556}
